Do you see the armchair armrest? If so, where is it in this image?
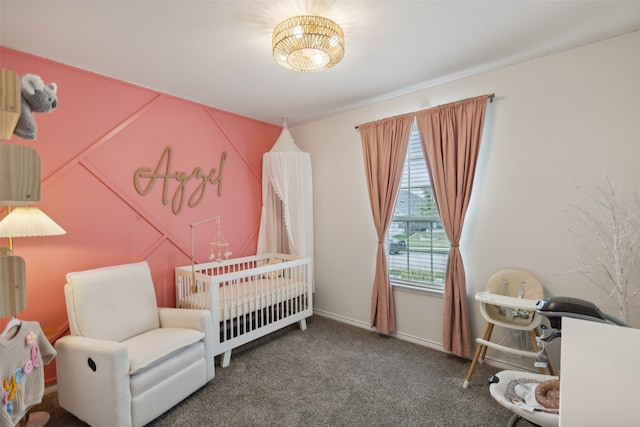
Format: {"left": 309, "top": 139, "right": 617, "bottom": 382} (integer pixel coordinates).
{"left": 55, "top": 336, "right": 132, "bottom": 426}
{"left": 158, "top": 307, "right": 215, "bottom": 381}
{"left": 158, "top": 307, "right": 211, "bottom": 330}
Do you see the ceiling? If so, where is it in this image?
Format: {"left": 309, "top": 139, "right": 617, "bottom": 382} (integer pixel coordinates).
{"left": 2, "top": 1, "right": 640, "bottom": 127}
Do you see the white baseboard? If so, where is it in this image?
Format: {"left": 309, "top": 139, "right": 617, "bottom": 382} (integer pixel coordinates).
{"left": 313, "top": 309, "right": 444, "bottom": 350}
{"left": 312, "top": 309, "right": 369, "bottom": 329}
{"left": 312, "top": 308, "right": 540, "bottom": 373}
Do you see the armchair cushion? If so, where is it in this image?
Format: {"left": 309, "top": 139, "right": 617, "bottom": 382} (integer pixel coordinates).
{"left": 125, "top": 328, "right": 204, "bottom": 374}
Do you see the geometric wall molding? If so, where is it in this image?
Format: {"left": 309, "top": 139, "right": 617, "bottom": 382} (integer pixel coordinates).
{"left": 0, "top": 47, "right": 282, "bottom": 386}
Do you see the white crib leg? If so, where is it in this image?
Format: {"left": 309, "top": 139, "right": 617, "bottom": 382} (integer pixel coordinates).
{"left": 221, "top": 350, "right": 232, "bottom": 368}
{"left": 299, "top": 319, "right": 307, "bottom": 331}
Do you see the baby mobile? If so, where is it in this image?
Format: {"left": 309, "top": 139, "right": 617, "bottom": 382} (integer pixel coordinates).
{"left": 190, "top": 214, "right": 232, "bottom": 280}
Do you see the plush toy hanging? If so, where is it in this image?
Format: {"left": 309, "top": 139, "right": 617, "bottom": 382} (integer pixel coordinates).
{"left": 13, "top": 74, "right": 58, "bottom": 140}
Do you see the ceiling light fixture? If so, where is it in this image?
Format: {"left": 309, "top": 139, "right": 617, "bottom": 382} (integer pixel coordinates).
{"left": 272, "top": 15, "right": 345, "bottom": 72}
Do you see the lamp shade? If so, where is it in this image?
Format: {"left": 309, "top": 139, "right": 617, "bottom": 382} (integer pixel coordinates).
{"left": 0, "top": 207, "right": 66, "bottom": 238}
{"left": 272, "top": 15, "right": 345, "bottom": 72}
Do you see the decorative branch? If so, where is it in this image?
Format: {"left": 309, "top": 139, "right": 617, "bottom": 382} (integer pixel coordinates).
{"left": 563, "top": 164, "right": 640, "bottom": 324}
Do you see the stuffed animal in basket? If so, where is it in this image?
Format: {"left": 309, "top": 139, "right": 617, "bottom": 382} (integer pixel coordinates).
{"left": 13, "top": 74, "right": 58, "bottom": 140}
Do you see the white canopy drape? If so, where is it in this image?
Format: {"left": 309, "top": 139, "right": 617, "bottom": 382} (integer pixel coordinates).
{"left": 257, "top": 126, "right": 314, "bottom": 264}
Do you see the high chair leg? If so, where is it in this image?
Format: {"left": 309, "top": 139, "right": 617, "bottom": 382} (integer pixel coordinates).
{"left": 479, "top": 323, "right": 495, "bottom": 363}
{"left": 463, "top": 322, "right": 493, "bottom": 388}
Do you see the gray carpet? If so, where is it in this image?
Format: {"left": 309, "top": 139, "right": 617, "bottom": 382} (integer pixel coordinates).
{"left": 34, "top": 316, "right": 526, "bottom": 426}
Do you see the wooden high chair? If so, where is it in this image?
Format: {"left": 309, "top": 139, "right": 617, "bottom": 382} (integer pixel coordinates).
{"left": 463, "top": 269, "right": 555, "bottom": 388}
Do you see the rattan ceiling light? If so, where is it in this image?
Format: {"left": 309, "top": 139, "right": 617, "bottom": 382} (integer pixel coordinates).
{"left": 272, "top": 15, "right": 345, "bottom": 72}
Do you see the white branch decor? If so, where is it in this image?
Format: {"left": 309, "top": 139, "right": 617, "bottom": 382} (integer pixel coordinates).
{"left": 566, "top": 164, "right": 640, "bottom": 324}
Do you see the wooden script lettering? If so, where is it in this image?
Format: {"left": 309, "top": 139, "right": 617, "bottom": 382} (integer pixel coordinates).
{"left": 134, "top": 147, "right": 226, "bottom": 215}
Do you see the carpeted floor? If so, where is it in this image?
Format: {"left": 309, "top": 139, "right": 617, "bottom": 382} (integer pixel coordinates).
{"left": 33, "top": 315, "right": 525, "bottom": 426}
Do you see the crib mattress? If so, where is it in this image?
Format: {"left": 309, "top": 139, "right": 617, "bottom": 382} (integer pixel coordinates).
{"left": 179, "top": 278, "right": 307, "bottom": 319}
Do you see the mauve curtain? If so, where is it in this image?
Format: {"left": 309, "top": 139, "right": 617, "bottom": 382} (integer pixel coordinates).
{"left": 359, "top": 115, "right": 414, "bottom": 334}
{"left": 415, "top": 95, "right": 489, "bottom": 356}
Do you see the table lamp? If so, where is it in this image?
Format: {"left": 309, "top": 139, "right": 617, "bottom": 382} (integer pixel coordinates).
{"left": 0, "top": 206, "right": 65, "bottom": 318}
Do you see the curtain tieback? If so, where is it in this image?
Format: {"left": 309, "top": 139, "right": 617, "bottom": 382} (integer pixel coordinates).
{"left": 450, "top": 244, "right": 460, "bottom": 248}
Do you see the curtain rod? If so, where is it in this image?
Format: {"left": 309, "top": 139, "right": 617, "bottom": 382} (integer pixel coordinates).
{"left": 354, "top": 93, "right": 495, "bottom": 130}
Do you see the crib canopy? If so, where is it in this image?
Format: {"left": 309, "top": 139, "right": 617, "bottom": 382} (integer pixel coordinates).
{"left": 257, "top": 125, "right": 314, "bottom": 261}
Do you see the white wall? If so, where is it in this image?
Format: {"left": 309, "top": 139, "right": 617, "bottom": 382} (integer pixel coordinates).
{"left": 292, "top": 30, "right": 640, "bottom": 372}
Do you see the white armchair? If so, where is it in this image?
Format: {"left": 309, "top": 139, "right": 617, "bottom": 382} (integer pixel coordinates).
{"left": 55, "top": 261, "right": 214, "bottom": 427}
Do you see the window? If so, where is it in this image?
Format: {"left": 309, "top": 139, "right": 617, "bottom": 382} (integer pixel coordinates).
{"left": 387, "top": 121, "right": 449, "bottom": 291}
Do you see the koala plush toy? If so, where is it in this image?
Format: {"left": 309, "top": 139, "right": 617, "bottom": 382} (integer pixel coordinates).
{"left": 13, "top": 74, "right": 59, "bottom": 140}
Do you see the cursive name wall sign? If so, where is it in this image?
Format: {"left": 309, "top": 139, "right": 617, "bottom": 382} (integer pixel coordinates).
{"left": 134, "top": 146, "right": 227, "bottom": 215}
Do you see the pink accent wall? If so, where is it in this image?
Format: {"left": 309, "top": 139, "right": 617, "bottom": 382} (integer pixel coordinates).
{"left": 0, "top": 48, "right": 281, "bottom": 383}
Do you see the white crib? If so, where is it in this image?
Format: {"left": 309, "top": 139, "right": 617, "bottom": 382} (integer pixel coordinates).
{"left": 175, "top": 254, "right": 313, "bottom": 368}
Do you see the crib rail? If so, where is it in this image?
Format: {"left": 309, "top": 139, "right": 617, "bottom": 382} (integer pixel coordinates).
{"left": 175, "top": 254, "right": 313, "bottom": 367}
